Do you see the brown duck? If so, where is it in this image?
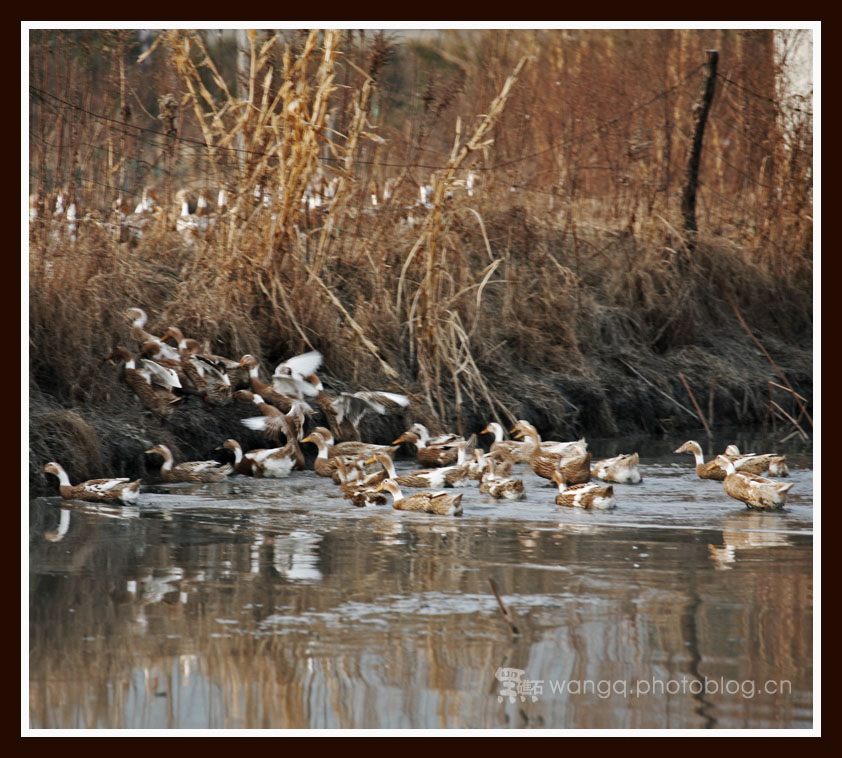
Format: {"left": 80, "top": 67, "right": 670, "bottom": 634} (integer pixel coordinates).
{"left": 144, "top": 444, "right": 232, "bottom": 483}
{"left": 216, "top": 439, "right": 296, "bottom": 478}
{"left": 375, "top": 479, "right": 463, "bottom": 516}
{"left": 551, "top": 468, "right": 615, "bottom": 510}
{"left": 675, "top": 441, "right": 779, "bottom": 481}
{"left": 714, "top": 455, "right": 794, "bottom": 510}
{"left": 105, "top": 346, "right": 183, "bottom": 418}
{"left": 43, "top": 462, "right": 141, "bottom": 505}
{"left": 235, "top": 390, "right": 308, "bottom": 468}
{"left": 393, "top": 431, "right": 459, "bottom": 467}
{"left": 238, "top": 354, "right": 296, "bottom": 412}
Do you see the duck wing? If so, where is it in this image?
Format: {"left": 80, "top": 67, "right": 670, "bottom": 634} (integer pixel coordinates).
{"left": 138, "top": 358, "right": 182, "bottom": 389}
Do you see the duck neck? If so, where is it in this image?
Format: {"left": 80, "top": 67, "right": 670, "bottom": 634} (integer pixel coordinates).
{"left": 231, "top": 446, "right": 243, "bottom": 464}
{"left": 52, "top": 465, "right": 72, "bottom": 487}
{"left": 690, "top": 446, "right": 706, "bottom": 466}
{"left": 381, "top": 457, "right": 397, "bottom": 478}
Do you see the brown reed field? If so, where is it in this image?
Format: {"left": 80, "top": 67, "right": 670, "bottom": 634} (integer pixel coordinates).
{"left": 27, "top": 29, "right": 813, "bottom": 493}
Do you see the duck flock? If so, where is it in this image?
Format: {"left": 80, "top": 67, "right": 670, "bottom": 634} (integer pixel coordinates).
{"left": 41, "top": 309, "right": 795, "bottom": 515}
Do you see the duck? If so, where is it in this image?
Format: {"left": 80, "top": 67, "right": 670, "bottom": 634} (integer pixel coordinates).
{"left": 235, "top": 390, "right": 308, "bottom": 468}
{"left": 104, "top": 346, "right": 183, "bottom": 418}
{"left": 139, "top": 342, "right": 195, "bottom": 394}
{"left": 175, "top": 189, "right": 204, "bottom": 244}
{"left": 333, "top": 457, "right": 389, "bottom": 507}
{"left": 510, "top": 421, "right": 588, "bottom": 463}
{"left": 307, "top": 374, "right": 410, "bottom": 442}
{"left": 393, "top": 425, "right": 462, "bottom": 467}
{"left": 309, "top": 426, "right": 397, "bottom": 460}
{"left": 301, "top": 430, "right": 364, "bottom": 479}
{"left": 125, "top": 186, "right": 161, "bottom": 243}
{"left": 369, "top": 452, "right": 459, "bottom": 489}
{"left": 713, "top": 455, "right": 794, "bottom": 510}
{"left": 724, "top": 445, "right": 789, "bottom": 477}
{"left": 480, "top": 422, "right": 531, "bottom": 462}
{"left": 144, "top": 444, "right": 232, "bottom": 483}
{"left": 238, "top": 355, "right": 297, "bottom": 412}
{"left": 409, "top": 423, "right": 465, "bottom": 448}
{"left": 441, "top": 436, "right": 482, "bottom": 487}
{"left": 675, "top": 440, "right": 778, "bottom": 481}
{"left": 216, "top": 439, "right": 296, "bottom": 478}
{"left": 126, "top": 308, "right": 181, "bottom": 361}
{"left": 591, "top": 452, "right": 642, "bottom": 484}
{"left": 512, "top": 421, "right": 591, "bottom": 484}
{"left": 479, "top": 458, "right": 525, "bottom": 501}
{"left": 42, "top": 462, "right": 141, "bottom": 505}
{"left": 163, "top": 327, "right": 247, "bottom": 393}
{"left": 375, "top": 479, "right": 463, "bottom": 516}
{"left": 551, "top": 468, "right": 615, "bottom": 510}
{"left": 271, "top": 350, "right": 324, "bottom": 398}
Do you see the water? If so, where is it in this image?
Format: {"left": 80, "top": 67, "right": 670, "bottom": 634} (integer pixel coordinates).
{"left": 28, "top": 433, "right": 814, "bottom": 730}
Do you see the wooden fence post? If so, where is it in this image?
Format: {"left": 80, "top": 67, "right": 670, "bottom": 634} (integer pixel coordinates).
{"left": 681, "top": 50, "right": 719, "bottom": 251}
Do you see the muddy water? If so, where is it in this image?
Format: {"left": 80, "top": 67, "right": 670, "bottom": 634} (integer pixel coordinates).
{"left": 28, "top": 434, "right": 814, "bottom": 730}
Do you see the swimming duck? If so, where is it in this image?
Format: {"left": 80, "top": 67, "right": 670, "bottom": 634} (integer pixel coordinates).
{"left": 510, "top": 421, "right": 588, "bottom": 463}
{"left": 551, "top": 468, "right": 615, "bottom": 510}
{"left": 310, "top": 427, "right": 397, "bottom": 460}
{"left": 375, "top": 479, "right": 463, "bottom": 516}
{"left": 216, "top": 439, "right": 296, "bottom": 478}
{"left": 144, "top": 444, "right": 232, "bottom": 483}
{"left": 724, "top": 445, "right": 789, "bottom": 477}
{"left": 333, "top": 457, "right": 389, "bottom": 507}
{"left": 479, "top": 458, "right": 525, "bottom": 501}
{"left": 105, "top": 347, "right": 183, "bottom": 418}
{"left": 409, "top": 423, "right": 465, "bottom": 448}
{"left": 42, "top": 462, "right": 141, "bottom": 505}
{"left": 271, "top": 350, "right": 324, "bottom": 398}
{"left": 369, "top": 452, "right": 459, "bottom": 489}
{"left": 675, "top": 440, "right": 778, "bottom": 481}
{"left": 713, "top": 455, "right": 794, "bottom": 510}
{"left": 442, "top": 436, "right": 481, "bottom": 487}
{"left": 480, "top": 422, "right": 531, "bottom": 462}
{"left": 591, "top": 453, "right": 642, "bottom": 484}
{"left": 512, "top": 422, "right": 591, "bottom": 483}
{"left": 301, "top": 431, "right": 363, "bottom": 478}
{"left": 393, "top": 428, "right": 459, "bottom": 467}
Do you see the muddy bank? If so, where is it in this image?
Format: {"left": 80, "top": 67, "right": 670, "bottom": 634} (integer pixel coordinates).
{"left": 28, "top": 343, "right": 811, "bottom": 497}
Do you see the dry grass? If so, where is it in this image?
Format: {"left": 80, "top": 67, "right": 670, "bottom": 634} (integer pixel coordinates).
{"left": 28, "top": 30, "right": 812, "bottom": 489}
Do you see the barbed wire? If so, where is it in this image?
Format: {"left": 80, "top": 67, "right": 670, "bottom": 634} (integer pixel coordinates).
{"left": 716, "top": 73, "right": 781, "bottom": 107}
{"left": 30, "top": 66, "right": 704, "bottom": 182}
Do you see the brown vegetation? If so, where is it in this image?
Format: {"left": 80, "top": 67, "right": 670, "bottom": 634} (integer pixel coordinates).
{"left": 28, "top": 29, "right": 812, "bottom": 493}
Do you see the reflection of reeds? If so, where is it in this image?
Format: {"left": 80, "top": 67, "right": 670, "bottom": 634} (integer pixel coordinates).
{"left": 29, "top": 501, "right": 813, "bottom": 728}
